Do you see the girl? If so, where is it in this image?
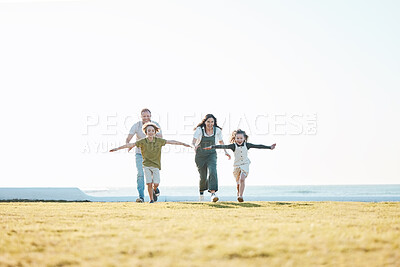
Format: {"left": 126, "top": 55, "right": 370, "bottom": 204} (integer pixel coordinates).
{"left": 204, "top": 129, "right": 276, "bottom": 202}
{"left": 110, "top": 122, "right": 191, "bottom": 203}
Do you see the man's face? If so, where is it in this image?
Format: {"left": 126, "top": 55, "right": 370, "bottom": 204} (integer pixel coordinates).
{"left": 141, "top": 111, "right": 151, "bottom": 123}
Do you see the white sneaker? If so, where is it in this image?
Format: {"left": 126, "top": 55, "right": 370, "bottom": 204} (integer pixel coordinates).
{"left": 211, "top": 193, "right": 219, "bottom": 202}
{"left": 199, "top": 195, "right": 204, "bottom": 201}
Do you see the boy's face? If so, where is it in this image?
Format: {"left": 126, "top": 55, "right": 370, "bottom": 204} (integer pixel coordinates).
{"left": 146, "top": 126, "right": 156, "bottom": 137}
{"left": 141, "top": 111, "right": 151, "bottom": 123}
{"left": 235, "top": 134, "right": 245, "bottom": 145}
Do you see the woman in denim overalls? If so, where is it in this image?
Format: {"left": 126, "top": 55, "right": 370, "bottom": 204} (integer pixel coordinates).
{"left": 192, "top": 114, "right": 231, "bottom": 202}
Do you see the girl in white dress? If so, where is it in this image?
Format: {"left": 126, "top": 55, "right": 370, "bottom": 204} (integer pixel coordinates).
{"left": 204, "top": 129, "right": 276, "bottom": 202}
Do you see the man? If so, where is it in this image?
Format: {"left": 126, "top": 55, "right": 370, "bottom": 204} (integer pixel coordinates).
{"left": 126, "top": 108, "right": 162, "bottom": 202}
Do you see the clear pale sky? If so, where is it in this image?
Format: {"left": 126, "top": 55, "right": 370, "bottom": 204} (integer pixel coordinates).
{"left": 1, "top": 0, "right": 399, "bottom": 187}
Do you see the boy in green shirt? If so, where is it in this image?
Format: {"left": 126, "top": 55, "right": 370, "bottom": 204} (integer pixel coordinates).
{"left": 110, "top": 122, "right": 191, "bottom": 203}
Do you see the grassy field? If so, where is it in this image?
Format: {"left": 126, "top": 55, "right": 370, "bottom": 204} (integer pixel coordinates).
{"left": 0, "top": 201, "right": 399, "bottom": 267}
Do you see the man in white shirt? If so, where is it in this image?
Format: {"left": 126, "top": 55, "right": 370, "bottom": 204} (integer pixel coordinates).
{"left": 126, "top": 108, "right": 162, "bottom": 202}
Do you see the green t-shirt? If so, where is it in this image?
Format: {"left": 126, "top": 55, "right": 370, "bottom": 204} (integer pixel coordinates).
{"left": 135, "top": 137, "right": 167, "bottom": 169}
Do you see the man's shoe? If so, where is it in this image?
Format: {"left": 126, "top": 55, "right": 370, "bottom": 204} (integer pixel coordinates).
{"left": 136, "top": 197, "right": 144, "bottom": 203}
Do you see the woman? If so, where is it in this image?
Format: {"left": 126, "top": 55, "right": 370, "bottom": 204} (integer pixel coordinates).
{"left": 192, "top": 114, "right": 231, "bottom": 202}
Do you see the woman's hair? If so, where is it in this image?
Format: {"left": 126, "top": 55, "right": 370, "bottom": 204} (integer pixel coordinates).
{"left": 142, "top": 122, "right": 160, "bottom": 134}
{"left": 230, "top": 129, "right": 249, "bottom": 144}
{"left": 194, "top": 114, "right": 222, "bottom": 131}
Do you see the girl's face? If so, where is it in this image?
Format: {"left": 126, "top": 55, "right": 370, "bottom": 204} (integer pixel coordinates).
{"left": 141, "top": 111, "right": 151, "bottom": 123}
{"left": 146, "top": 126, "right": 156, "bottom": 137}
{"left": 235, "top": 133, "right": 245, "bottom": 145}
{"left": 205, "top": 118, "right": 214, "bottom": 129}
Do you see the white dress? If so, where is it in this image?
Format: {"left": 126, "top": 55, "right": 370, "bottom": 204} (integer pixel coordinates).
{"left": 233, "top": 142, "right": 251, "bottom": 180}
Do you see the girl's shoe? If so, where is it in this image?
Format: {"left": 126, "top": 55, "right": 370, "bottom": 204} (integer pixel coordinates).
{"left": 237, "top": 196, "right": 244, "bottom": 202}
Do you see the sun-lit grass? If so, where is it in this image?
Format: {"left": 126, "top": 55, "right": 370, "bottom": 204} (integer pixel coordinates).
{"left": 0, "top": 201, "right": 399, "bottom": 266}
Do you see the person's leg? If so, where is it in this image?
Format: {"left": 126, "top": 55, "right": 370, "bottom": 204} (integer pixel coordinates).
{"left": 147, "top": 183, "right": 154, "bottom": 202}
{"left": 144, "top": 167, "right": 154, "bottom": 202}
{"left": 208, "top": 154, "right": 219, "bottom": 202}
{"left": 233, "top": 168, "right": 241, "bottom": 196}
{"left": 152, "top": 168, "right": 160, "bottom": 201}
{"left": 208, "top": 154, "right": 218, "bottom": 193}
{"left": 135, "top": 153, "right": 145, "bottom": 200}
{"left": 196, "top": 162, "right": 209, "bottom": 193}
{"left": 239, "top": 171, "right": 247, "bottom": 197}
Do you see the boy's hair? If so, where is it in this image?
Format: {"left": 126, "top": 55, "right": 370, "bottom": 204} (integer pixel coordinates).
{"left": 142, "top": 122, "right": 160, "bottom": 134}
{"left": 230, "top": 129, "right": 249, "bottom": 144}
{"left": 141, "top": 108, "right": 151, "bottom": 114}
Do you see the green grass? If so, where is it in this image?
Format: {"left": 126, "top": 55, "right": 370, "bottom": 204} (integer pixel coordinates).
{"left": 1, "top": 202, "right": 399, "bottom": 266}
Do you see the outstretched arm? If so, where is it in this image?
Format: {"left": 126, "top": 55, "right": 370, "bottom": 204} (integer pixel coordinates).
{"left": 166, "top": 140, "right": 192, "bottom": 147}
{"left": 203, "top": 144, "right": 235, "bottom": 150}
{"left": 247, "top": 143, "right": 276, "bottom": 150}
{"left": 110, "top": 143, "right": 136, "bottom": 152}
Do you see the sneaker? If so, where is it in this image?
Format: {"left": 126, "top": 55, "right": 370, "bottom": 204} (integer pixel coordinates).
{"left": 211, "top": 193, "right": 219, "bottom": 202}
{"left": 136, "top": 197, "right": 144, "bottom": 203}
{"left": 199, "top": 195, "right": 205, "bottom": 201}
{"left": 154, "top": 188, "right": 160, "bottom": 197}
{"left": 153, "top": 190, "right": 158, "bottom": 202}
{"left": 237, "top": 196, "right": 244, "bottom": 202}
{"left": 149, "top": 200, "right": 154, "bottom": 203}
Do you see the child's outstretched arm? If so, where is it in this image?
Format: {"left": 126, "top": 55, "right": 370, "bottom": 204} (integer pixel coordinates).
{"left": 110, "top": 143, "right": 136, "bottom": 152}
{"left": 203, "top": 144, "right": 235, "bottom": 150}
{"left": 247, "top": 143, "right": 276, "bottom": 150}
{"left": 166, "top": 140, "right": 192, "bottom": 147}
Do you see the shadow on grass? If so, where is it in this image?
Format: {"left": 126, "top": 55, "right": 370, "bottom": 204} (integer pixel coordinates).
{"left": 0, "top": 199, "right": 91, "bottom": 203}
{"left": 271, "top": 202, "right": 313, "bottom": 206}
{"left": 181, "top": 202, "right": 262, "bottom": 209}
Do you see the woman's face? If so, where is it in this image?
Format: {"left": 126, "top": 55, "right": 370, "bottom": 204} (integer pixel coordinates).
{"left": 146, "top": 126, "right": 156, "bottom": 137}
{"left": 205, "top": 118, "right": 214, "bottom": 129}
{"left": 235, "top": 134, "right": 245, "bottom": 145}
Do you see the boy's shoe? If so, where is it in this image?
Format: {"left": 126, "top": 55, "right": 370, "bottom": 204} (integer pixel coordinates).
{"left": 149, "top": 200, "right": 154, "bottom": 203}
{"left": 154, "top": 188, "right": 160, "bottom": 197}
{"left": 153, "top": 190, "right": 158, "bottom": 202}
{"left": 136, "top": 197, "right": 144, "bottom": 203}
{"left": 237, "top": 196, "right": 244, "bottom": 202}
{"left": 211, "top": 193, "right": 219, "bottom": 202}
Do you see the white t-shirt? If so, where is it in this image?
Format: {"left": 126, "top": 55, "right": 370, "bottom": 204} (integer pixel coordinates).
{"left": 193, "top": 127, "right": 223, "bottom": 146}
{"left": 129, "top": 121, "right": 162, "bottom": 154}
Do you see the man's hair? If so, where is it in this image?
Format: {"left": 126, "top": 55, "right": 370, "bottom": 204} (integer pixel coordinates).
{"left": 141, "top": 108, "right": 151, "bottom": 114}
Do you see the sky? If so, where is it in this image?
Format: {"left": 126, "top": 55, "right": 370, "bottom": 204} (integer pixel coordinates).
{"left": 1, "top": 0, "right": 399, "bottom": 188}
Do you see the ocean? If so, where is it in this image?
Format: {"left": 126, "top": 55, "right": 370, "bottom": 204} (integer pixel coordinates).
{"left": 82, "top": 184, "right": 400, "bottom": 202}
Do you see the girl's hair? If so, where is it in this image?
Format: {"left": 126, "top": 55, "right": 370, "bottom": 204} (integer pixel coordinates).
{"left": 194, "top": 114, "right": 222, "bottom": 131}
{"left": 142, "top": 122, "right": 160, "bottom": 134}
{"left": 230, "top": 129, "right": 249, "bottom": 144}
